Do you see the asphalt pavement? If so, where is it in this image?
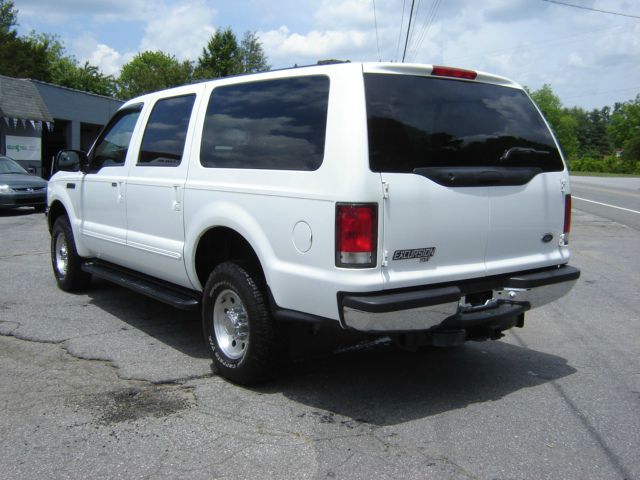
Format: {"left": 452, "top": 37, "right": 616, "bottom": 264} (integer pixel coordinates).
{"left": 570, "top": 175, "right": 640, "bottom": 230}
{"left": 0, "top": 182, "right": 639, "bottom": 479}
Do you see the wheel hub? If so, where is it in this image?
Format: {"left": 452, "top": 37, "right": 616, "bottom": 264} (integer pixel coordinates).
{"left": 213, "top": 289, "right": 249, "bottom": 360}
{"left": 55, "top": 233, "right": 68, "bottom": 276}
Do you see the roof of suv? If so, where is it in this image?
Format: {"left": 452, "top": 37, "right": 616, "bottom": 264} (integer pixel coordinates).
{"left": 121, "top": 62, "right": 522, "bottom": 109}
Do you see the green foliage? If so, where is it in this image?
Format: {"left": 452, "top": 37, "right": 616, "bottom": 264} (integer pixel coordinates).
{"left": 240, "top": 31, "right": 270, "bottom": 74}
{"left": 194, "top": 28, "right": 269, "bottom": 80}
{"left": 25, "top": 32, "right": 116, "bottom": 96}
{"left": 0, "top": 6, "right": 115, "bottom": 97}
{"left": 117, "top": 51, "right": 193, "bottom": 100}
{"left": 0, "top": 30, "right": 52, "bottom": 81}
{"left": 194, "top": 28, "right": 242, "bottom": 79}
{"left": 608, "top": 95, "right": 640, "bottom": 149}
{"left": 528, "top": 84, "right": 639, "bottom": 174}
{"left": 0, "top": 0, "right": 17, "bottom": 33}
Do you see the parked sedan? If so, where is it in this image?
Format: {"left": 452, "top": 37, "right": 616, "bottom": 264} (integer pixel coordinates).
{"left": 0, "top": 156, "right": 48, "bottom": 211}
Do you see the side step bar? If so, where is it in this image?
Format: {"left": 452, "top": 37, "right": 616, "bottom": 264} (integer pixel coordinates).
{"left": 82, "top": 260, "right": 201, "bottom": 311}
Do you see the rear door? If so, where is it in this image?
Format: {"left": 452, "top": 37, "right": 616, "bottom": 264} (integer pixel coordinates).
{"left": 363, "top": 69, "right": 566, "bottom": 289}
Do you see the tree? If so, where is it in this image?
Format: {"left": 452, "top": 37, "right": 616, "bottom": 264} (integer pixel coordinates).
{"left": 608, "top": 95, "right": 640, "bottom": 148}
{"left": 528, "top": 84, "right": 579, "bottom": 159}
{"left": 117, "top": 51, "right": 193, "bottom": 100}
{"left": 25, "top": 32, "right": 116, "bottom": 96}
{"left": 194, "top": 28, "right": 270, "bottom": 80}
{"left": 0, "top": 0, "right": 17, "bottom": 33}
{"left": 194, "top": 28, "right": 242, "bottom": 80}
{"left": 240, "top": 31, "right": 270, "bottom": 74}
{"left": 0, "top": 30, "right": 51, "bottom": 81}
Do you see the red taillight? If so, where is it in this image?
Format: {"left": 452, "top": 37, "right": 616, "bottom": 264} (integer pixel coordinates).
{"left": 431, "top": 65, "right": 477, "bottom": 80}
{"left": 564, "top": 194, "right": 572, "bottom": 235}
{"left": 336, "top": 203, "right": 378, "bottom": 268}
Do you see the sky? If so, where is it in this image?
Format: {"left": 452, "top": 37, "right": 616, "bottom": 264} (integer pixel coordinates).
{"left": 13, "top": 0, "right": 640, "bottom": 110}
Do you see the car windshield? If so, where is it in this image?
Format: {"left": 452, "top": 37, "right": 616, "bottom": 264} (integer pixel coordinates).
{"left": 0, "top": 156, "right": 29, "bottom": 175}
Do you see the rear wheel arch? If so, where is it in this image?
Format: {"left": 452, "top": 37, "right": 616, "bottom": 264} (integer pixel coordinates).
{"left": 194, "top": 226, "right": 266, "bottom": 290}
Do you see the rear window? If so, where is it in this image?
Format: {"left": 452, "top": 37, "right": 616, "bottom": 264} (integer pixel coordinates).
{"left": 200, "top": 76, "right": 329, "bottom": 171}
{"left": 365, "top": 74, "right": 563, "bottom": 173}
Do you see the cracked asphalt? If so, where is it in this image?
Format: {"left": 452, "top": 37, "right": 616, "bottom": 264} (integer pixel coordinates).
{"left": 1, "top": 206, "right": 639, "bottom": 479}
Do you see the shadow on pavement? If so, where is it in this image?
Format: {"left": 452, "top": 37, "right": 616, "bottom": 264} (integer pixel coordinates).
{"left": 84, "top": 278, "right": 209, "bottom": 360}
{"left": 83, "top": 278, "right": 575, "bottom": 427}
{"left": 261, "top": 336, "right": 576, "bottom": 427}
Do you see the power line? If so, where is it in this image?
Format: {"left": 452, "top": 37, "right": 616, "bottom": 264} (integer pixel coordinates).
{"left": 372, "top": 0, "right": 381, "bottom": 61}
{"left": 409, "top": 0, "right": 441, "bottom": 61}
{"left": 446, "top": 23, "right": 628, "bottom": 65}
{"left": 542, "top": 0, "right": 640, "bottom": 19}
{"left": 407, "top": 0, "right": 422, "bottom": 58}
{"left": 402, "top": 0, "right": 416, "bottom": 62}
{"left": 395, "top": 0, "right": 407, "bottom": 62}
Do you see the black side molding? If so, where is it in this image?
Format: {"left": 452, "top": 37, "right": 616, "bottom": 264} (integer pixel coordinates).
{"left": 82, "top": 260, "right": 201, "bottom": 310}
{"left": 413, "top": 166, "right": 543, "bottom": 187}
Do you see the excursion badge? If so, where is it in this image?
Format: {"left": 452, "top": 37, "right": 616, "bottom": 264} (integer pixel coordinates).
{"left": 392, "top": 247, "right": 436, "bottom": 263}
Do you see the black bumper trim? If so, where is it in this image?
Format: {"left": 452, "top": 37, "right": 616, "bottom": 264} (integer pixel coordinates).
{"left": 339, "top": 265, "right": 580, "bottom": 314}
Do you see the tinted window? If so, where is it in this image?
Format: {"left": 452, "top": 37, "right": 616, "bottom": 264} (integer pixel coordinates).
{"left": 365, "top": 74, "right": 563, "bottom": 172}
{"left": 138, "top": 94, "right": 195, "bottom": 166}
{"left": 90, "top": 105, "right": 142, "bottom": 170}
{"left": 200, "top": 76, "right": 329, "bottom": 170}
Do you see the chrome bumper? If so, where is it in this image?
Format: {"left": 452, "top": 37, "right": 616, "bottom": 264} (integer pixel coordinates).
{"left": 341, "top": 265, "right": 580, "bottom": 333}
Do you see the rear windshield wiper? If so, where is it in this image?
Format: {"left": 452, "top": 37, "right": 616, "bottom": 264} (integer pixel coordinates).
{"left": 500, "top": 147, "right": 550, "bottom": 162}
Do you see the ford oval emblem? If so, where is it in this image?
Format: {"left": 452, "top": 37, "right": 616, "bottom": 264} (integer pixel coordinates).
{"left": 542, "top": 233, "right": 554, "bottom": 243}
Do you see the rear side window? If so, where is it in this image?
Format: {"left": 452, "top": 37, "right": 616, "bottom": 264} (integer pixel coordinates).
{"left": 138, "top": 94, "right": 196, "bottom": 167}
{"left": 365, "top": 74, "right": 563, "bottom": 173}
{"left": 200, "top": 76, "right": 329, "bottom": 170}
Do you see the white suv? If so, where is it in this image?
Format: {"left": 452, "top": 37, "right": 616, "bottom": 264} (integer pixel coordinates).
{"left": 47, "top": 62, "right": 580, "bottom": 384}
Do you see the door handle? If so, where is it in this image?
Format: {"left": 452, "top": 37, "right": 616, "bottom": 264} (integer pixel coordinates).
{"left": 116, "top": 182, "right": 124, "bottom": 203}
{"left": 172, "top": 185, "right": 182, "bottom": 211}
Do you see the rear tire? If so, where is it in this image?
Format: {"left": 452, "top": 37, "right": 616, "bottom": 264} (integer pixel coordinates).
{"left": 202, "top": 262, "right": 278, "bottom": 385}
{"left": 51, "top": 216, "right": 91, "bottom": 291}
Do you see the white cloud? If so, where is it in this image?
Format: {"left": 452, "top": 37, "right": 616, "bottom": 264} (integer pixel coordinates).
{"left": 71, "top": 33, "right": 134, "bottom": 77}
{"left": 260, "top": 26, "right": 371, "bottom": 64}
{"left": 138, "top": 0, "right": 217, "bottom": 61}
{"left": 568, "top": 52, "right": 586, "bottom": 68}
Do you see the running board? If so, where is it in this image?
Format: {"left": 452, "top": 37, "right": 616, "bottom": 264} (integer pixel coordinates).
{"left": 82, "top": 260, "right": 201, "bottom": 311}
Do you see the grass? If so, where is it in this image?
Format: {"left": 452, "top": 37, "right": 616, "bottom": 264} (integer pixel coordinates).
{"left": 570, "top": 171, "right": 640, "bottom": 178}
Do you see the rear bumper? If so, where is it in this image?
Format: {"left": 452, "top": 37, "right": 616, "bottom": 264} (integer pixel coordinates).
{"left": 340, "top": 265, "right": 580, "bottom": 333}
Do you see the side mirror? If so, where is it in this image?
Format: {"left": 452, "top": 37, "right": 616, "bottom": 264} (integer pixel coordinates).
{"left": 54, "top": 150, "right": 88, "bottom": 173}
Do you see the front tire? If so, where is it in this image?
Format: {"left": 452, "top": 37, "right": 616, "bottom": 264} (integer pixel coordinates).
{"left": 202, "top": 262, "right": 278, "bottom": 385}
{"left": 51, "top": 216, "right": 91, "bottom": 291}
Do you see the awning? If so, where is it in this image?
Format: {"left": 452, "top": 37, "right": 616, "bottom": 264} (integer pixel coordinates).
{"left": 0, "top": 75, "right": 54, "bottom": 131}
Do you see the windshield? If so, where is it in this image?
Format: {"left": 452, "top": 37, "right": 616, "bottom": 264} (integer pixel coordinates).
{"left": 365, "top": 74, "right": 564, "bottom": 173}
{"left": 0, "top": 156, "right": 29, "bottom": 175}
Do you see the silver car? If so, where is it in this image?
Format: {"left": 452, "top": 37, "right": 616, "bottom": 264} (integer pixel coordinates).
{"left": 0, "top": 156, "right": 48, "bottom": 211}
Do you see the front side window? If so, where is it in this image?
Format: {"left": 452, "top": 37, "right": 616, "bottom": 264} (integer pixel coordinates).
{"left": 200, "top": 76, "right": 329, "bottom": 171}
{"left": 365, "top": 74, "right": 563, "bottom": 173}
{"left": 138, "top": 94, "right": 196, "bottom": 167}
{"left": 90, "top": 105, "right": 142, "bottom": 171}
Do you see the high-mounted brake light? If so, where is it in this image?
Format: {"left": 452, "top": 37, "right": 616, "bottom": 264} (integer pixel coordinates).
{"left": 336, "top": 203, "right": 378, "bottom": 268}
{"left": 431, "top": 65, "right": 477, "bottom": 80}
{"left": 562, "top": 194, "right": 571, "bottom": 245}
